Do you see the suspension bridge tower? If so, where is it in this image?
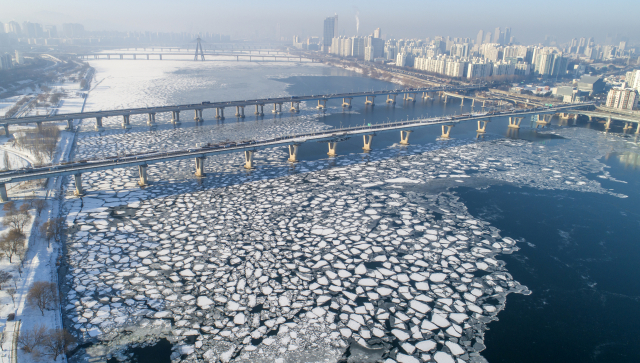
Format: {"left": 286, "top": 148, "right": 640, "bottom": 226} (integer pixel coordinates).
{"left": 194, "top": 37, "right": 205, "bottom": 61}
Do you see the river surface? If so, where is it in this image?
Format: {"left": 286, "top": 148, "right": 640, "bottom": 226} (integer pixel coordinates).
{"left": 65, "top": 58, "right": 640, "bottom": 363}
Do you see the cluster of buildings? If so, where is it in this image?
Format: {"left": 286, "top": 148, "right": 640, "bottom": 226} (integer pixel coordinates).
{"left": 0, "top": 50, "right": 23, "bottom": 70}
{"left": 568, "top": 37, "right": 634, "bottom": 61}
{"left": 1, "top": 21, "right": 85, "bottom": 45}
{"left": 294, "top": 20, "right": 576, "bottom": 80}
{"left": 603, "top": 69, "right": 640, "bottom": 110}
{"left": 0, "top": 20, "right": 231, "bottom": 47}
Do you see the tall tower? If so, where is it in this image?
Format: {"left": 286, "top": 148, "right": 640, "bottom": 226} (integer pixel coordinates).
{"left": 194, "top": 37, "right": 205, "bottom": 61}
{"left": 476, "top": 30, "right": 484, "bottom": 46}
{"left": 373, "top": 28, "right": 381, "bottom": 39}
{"left": 323, "top": 16, "right": 338, "bottom": 52}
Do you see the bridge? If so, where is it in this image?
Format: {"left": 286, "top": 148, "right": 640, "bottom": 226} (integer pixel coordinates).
{"left": 75, "top": 52, "right": 315, "bottom": 63}
{"left": 1, "top": 86, "right": 486, "bottom": 134}
{"left": 440, "top": 92, "right": 523, "bottom": 108}
{"left": 0, "top": 102, "right": 591, "bottom": 201}
{"left": 559, "top": 109, "right": 640, "bottom": 132}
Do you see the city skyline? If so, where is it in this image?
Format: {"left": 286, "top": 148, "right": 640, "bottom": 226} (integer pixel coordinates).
{"left": 3, "top": 0, "right": 639, "bottom": 44}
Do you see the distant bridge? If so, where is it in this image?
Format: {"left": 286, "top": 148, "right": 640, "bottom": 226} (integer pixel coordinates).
{"left": 75, "top": 52, "right": 314, "bottom": 63}
{"left": 0, "top": 102, "right": 591, "bottom": 201}
{"left": 558, "top": 109, "right": 640, "bottom": 132}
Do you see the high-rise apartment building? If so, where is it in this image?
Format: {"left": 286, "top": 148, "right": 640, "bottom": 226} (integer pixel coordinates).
{"left": 0, "top": 53, "right": 13, "bottom": 70}
{"left": 14, "top": 50, "right": 24, "bottom": 65}
{"left": 606, "top": 88, "right": 638, "bottom": 110}
{"left": 504, "top": 27, "right": 511, "bottom": 44}
{"left": 625, "top": 70, "right": 640, "bottom": 92}
{"left": 483, "top": 33, "right": 492, "bottom": 44}
{"left": 476, "top": 30, "right": 484, "bottom": 46}
{"left": 351, "top": 37, "right": 366, "bottom": 59}
{"left": 373, "top": 28, "right": 381, "bottom": 39}
{"left": 323, "top": 16, "right": 339, "bottom": 52}
{"left": 493, "top": 27, "right": 501, "bottom": 44}
{"left": 62, "top": 23, "right": 85, "bottom": 38}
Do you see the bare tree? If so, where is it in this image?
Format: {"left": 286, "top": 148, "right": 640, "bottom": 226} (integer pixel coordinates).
{"left": 7, "top": 288, "right": 16, "bottom": 305}
{"left": 32, "top": 199, "right": 48, "bottom": 216}
{"left": 27, "top": 281, "right": 58, "bottom": 315}
{"left": 3, "top": 203, "right": 32, "bottom": 233}
{"left": 43, "top": 329, "right": 76, "bottom": 361}
{"left": 0, "top": 229, "right": 26, "bottom": 262}
{"left": 40, "top": 217, "right": 64, "bottom": 247}
{"left": 0, "top": 270, "right": 12, "bottom": 289}
{"left": 17, "top": 324, "right": 48, "bottom": 353}
{"left": 2, "top": 201, "right": 16, "bottom": 213}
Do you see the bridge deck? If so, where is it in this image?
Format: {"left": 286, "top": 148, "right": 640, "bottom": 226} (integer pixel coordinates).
{"left": 0, "top": 103, "right": 590, "bottom": 185}
{"left": 3, "top": 87, "right": 483, "bottom": 125}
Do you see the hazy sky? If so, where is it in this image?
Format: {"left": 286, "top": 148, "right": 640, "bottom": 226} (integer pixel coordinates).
{"left": 4, "top": 0, "right": 639, "bottom": 44}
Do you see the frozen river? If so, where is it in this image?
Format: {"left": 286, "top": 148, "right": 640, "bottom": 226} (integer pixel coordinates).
{"left": 60, "top": 58, "right": 640, "bottom": 363}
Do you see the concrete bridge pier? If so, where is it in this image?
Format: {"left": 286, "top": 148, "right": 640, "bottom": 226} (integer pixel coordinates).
{"left": 587, "top": 115, "right": 592, "bottom": 122}
{"left": 362, "top": 134, "right": 374, "bottom": 151}
{"left": 477, "top": 120, "right": 489, "bottom": 133}
{"left": 287, "top": 144, "right": 299, "bottom": 162}
{"left": 604, "top": 117, "right": 612, "bottom": 130}
{"left": 171, "top": 111, "right": 181, "bottom": 125}
{"left": 342, "top": 98, "right": 352, "bottom": 108}
{"left": 215, "top": 108, "right": 224, "bottom": 120}
{"left": 120, "top": 54, "right": 123, "bottom": 60}
{"left": 147, "top": 113, "right": 156, "bottom": 126}
{"left": 317, "top": 99, "right": 327, "bottom": 110}
{"left": 386, "top": 94, "right": 396, "bottom": 104}
{"left": 244, "top": 150, "right": 255, "bottom": 169}
{"left": 73, "top": 174, "right": 84, "bottom": 196}
{"left": 471, "top": 99, "right": 475, "bottom": 108}
{"left": 194, "top": 109, "right": 203, "bottom": 122}
{"left": 133, "top": 54, "right": 137, "bottom": 60}
{"left": 255, "top": 105, "right": 264, "bottom": 116}
{"left": 482, "top": 101, "right": 486, "bottom": 109}
{"left": 536, "top": 114, "right": 552, "bottom": 127}
{"left": 2, "top": 124, "right": 9, "bottom": 136}
{"left": 407, "top": 93, "right": 417, "bottom": 102}
{"left": 122, "top": 115, "right": 132, "bottom": 129}
{"left": 623, "top": 122, "right": 633, "bottom": 133}
{"left": 159, "top": 54, "right": 162, "bottom": 60}
{"left": 138, "top": 165, "right": 149, "bottom": 186}
{"left": 422, "top": 92, "right": 429, "bottom": 101}
{"left": 441, "top": 124, "right": 454, "bottom": 139}
{"left": 66, "top": 119, "right": 74, "bottom": 131}
{"left": 273, "top": 103, "right": 282, "bottom": 114}
{"left": 36, "top": 121, "right": 42, "bottom": 131}
{"left": 235, "top": 106, "right": 245, "bottom": 118}
{"left": 443, "top": 95, "right": 448, "bottom": 104}
{"left": 0, "top": 183, "right": 7, "bottom": 202}
{"left": 95, "top": 117, "right": 105, "bottom": 131}
{"left": 327, "top": 142, "right": 338, "bottom": 157}
{"left": 508, "top": 117, "right": 523, "bottom": 129}
{"left": 635, "top": 123, "right": 640, "bottom": 134}
{"left": 365, "top": 96, "right": 375, "bottom": 106}
{"left": 290, "top": 102, "right": 300, "bottom": 113}
{"left": 195, "top": 157, "right": 206, "bottom": 177}
{"left": 400, "top": 130, "right": 412, "bottom": 145}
